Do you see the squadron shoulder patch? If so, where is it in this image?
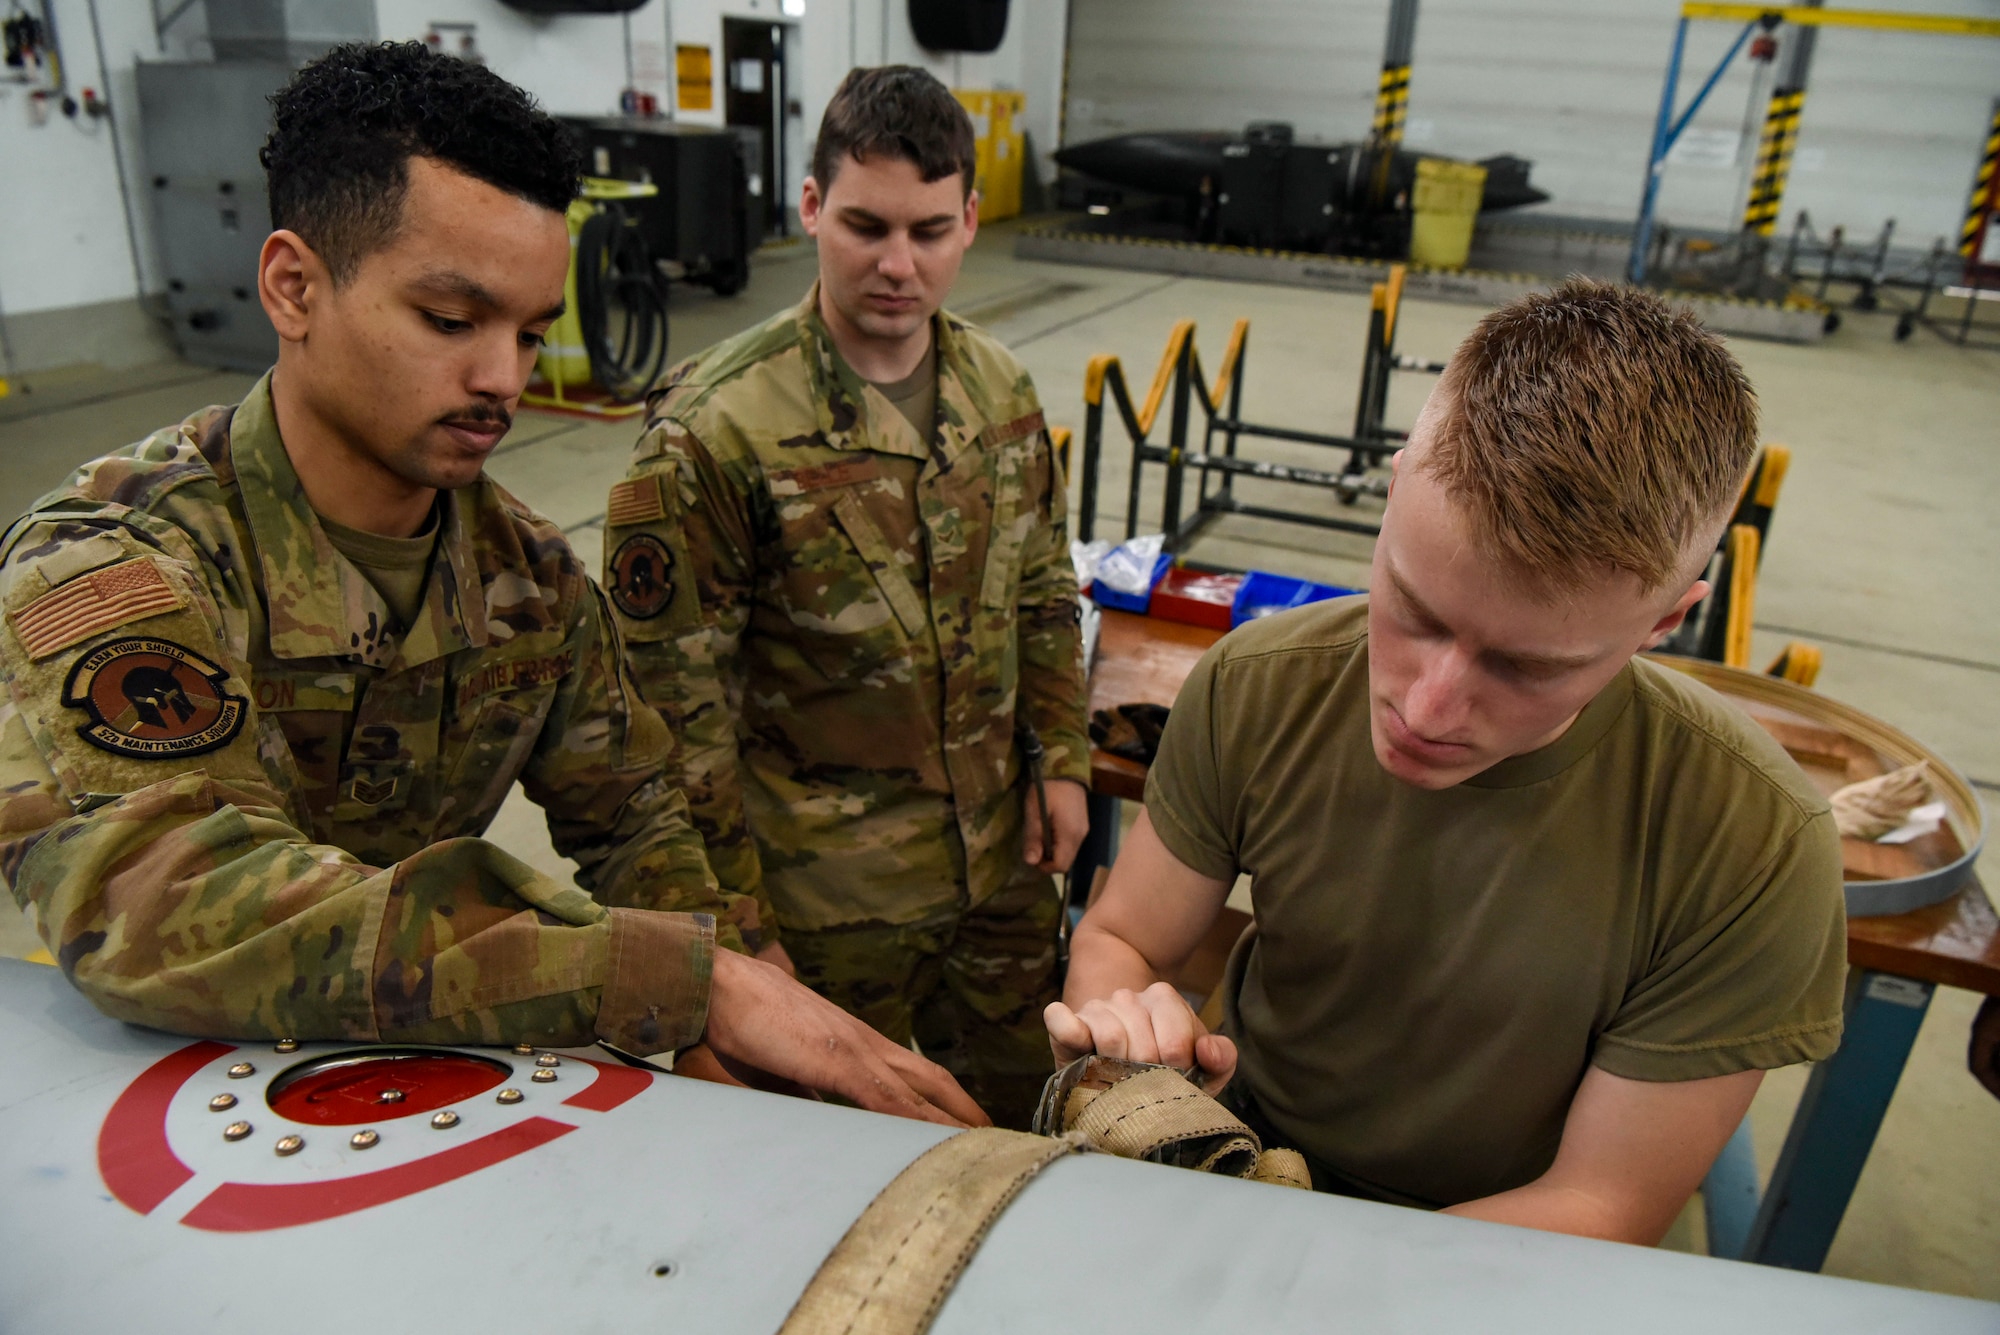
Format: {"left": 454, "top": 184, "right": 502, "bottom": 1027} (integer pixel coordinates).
{"left": 608, "top": 534, "right": 675, "bottom": 620}
{"left": 62, "top": 637, "right": 248, "bottom": 758}
{"left": 9, "top": 557, "right": 186, "bottom": 661}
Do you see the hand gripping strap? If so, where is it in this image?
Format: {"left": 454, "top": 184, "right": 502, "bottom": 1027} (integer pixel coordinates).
{"left": 778, "top": 1127, "right": 1084, "bottom": 1335}
{"left": 1040, "top": 1056, "right": 1312, "bottom": 1190}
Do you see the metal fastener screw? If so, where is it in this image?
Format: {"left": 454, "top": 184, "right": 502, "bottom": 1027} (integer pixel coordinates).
{"left": 513, "top": 1042, "right": 535, "bottom": 1055}
{"left": 535, "top": 1053, "right": 560, "bottom": 1068}
{"left": 349, "top": 1130, "right": 380, "bottom": 1150}
{"left": 223, "top": 1121, "right": 252, "bottom": 1141}
{"left": 274, "top": 1135, "right": 304, "bottom": 1156}
{"left": 208, "top": 1093, "right": 237, "bottom": 1112}
{"left": 430, "top": 1111, "right": 460, "bottom": 1130}
{"left": 531, "top": 1068, "right": 557, "bottom": 1084}
{"left": 273, "top": 1039, "right": 299, "bottom": 1053}
{"left": 496, "top": 1088, "right": 524, "bottom": 1105}
{"left": 227, "top": 1062, "right": 255, "bottom": 1079}
{"left": 379, "top": 1088, "right": 405, "bottom": 1104}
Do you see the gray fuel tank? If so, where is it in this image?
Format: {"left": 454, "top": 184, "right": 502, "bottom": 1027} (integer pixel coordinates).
{"left": 1, "top": 958, "right": 1992, "bottom": 1333}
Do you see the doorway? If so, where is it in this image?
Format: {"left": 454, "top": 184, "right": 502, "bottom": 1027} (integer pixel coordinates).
{"left": 722, "top": 17, "right": 794, "bottom": 239}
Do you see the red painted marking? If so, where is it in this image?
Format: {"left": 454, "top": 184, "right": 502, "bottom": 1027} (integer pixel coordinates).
{"left": 267, "top": 1051, "right": 510, "bottom": 1125}
{"left": 178, "top": 1117, "right": 576, "bottom": 1232}
{"left": 561, "top": 1056, "right": 653, "bottom": 1113}
{"left": 99, "top": 1040, "right": 235, "bottom": 1215}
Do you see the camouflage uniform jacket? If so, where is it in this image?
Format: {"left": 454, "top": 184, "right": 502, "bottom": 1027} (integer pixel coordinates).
{"left": 604, "top": 288, "right": 1090, "bottom": 937}
{"left": 0, "top": 374, "right": 750, "bottom": 1057}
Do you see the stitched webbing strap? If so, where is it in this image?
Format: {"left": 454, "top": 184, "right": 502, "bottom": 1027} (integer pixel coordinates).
{"left": 778, "top": 1127, "right": 1083, "bottom": 1335}
{"left": 1053, "top": 1059, "right": 1314, "bottom": 1189}
{"left": 1066, "top": 1065, "right": 1262, "bottom": 1176}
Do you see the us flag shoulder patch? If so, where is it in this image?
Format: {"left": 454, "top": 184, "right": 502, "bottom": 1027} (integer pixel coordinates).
{"left": 606, "top": 475, "right": 667, "bottom": 527}
{"left": 9, "top": 557, "right": 187, "bottom": 661}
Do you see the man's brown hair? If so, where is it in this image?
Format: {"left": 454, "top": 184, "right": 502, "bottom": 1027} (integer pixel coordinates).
{"left": 1419, "top": 278, "right": 1759, "bottom": 595}
{"left": 812, "top": 65, "right": 977, "bottom": 198}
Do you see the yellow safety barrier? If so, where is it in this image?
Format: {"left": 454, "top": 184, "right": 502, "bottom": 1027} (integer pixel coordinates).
{"left": 1083, "top": 318, "right": 1250, "bottom": 436}
{"left": 1722, "top": 524, "right": 1761, "bottom": 669}
{"left": 1753, "top": 443, "right": 1791, "bottom": 508}
{"left": 1766, "top": 641, "right": 1823, "bottom": 687}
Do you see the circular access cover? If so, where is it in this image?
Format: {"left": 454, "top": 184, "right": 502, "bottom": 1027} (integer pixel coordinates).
{"left": 266, "top": 1049, "right": 512, "bottom": 1125}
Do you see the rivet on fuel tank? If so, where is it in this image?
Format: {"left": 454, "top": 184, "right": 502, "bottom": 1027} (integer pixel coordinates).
{"left": 496, "top": 1088, "right": 524, "bottom": 1105}
{"left": 227, "top": 1062, "right": 255, "bottom": 1079}
{"left": 535, "top": 1053, "right": 561, "bottom": 1068}
{"left": 513, "top": 1043, "right": 535, "bottom": 1055}
{"left": 350, "top": 1129, "right": 380, "bottom": 1149}
{"left": 430, "top": 1110, "right": 460, "bottom": 1129}
{"left": 274, "top": 1134, "right": 304, "bottom": 1156}
{"left": 223, "top": 1120, "right": 252, "bottom": 1141}
{"left": 379, "top": 1088, "right": 406, "bottom": 1104}
{"left": 274, "top": 1039, "right": 300, "bottom": 1053}
{"left": 209, "top": 1093, "right": 238, "bottom": 1112}
{"left": 531, "top": 1068, "right": 557, "bottom": 1083}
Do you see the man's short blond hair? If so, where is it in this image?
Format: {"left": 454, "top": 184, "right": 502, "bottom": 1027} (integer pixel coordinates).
{"left": 1418, "top": 278, "right": 1759, "bottom": 596}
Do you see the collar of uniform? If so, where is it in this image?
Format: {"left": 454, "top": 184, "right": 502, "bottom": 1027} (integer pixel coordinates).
{"left": 232, "top": 371, "right": 485, "bottom": 668}
{"left": 796, "top": 284, "right": 976, "bottom": 468}
{"left": 1461, "top": 662, "right": 1639, "bottom": 790}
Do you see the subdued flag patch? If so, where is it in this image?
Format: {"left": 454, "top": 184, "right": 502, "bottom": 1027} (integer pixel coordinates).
{"left": 606, "top": 475, "right": 667, "bottom": 527}
{"left": 9, "top": 558, "right": 186, "bottom": 661}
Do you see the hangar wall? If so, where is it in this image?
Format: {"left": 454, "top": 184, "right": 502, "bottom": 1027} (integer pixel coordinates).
{"left": 1062, "top": 0, "right": 2000, "bottom": 245}
{"left": 0, "top": 0, "right": 1068, "bottom": 373}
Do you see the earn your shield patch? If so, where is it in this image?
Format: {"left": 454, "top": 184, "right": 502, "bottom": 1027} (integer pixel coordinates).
{"left": 608, "top": 533, "right": 675, "bottom": 620}
{"left": 63, "top": 637, "right": 248, "bottom": 758}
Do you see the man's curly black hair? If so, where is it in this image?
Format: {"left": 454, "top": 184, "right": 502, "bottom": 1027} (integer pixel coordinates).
{"left": 261, "top": 42, "right": 582, "bottom": 284}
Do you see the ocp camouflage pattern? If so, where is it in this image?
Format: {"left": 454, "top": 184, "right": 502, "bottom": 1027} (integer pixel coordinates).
{"left": 604, "top": 288, "right": 1090, "bottom": 939}
{"left": 0, "top": 374, "right": 743, "bottom": 1056}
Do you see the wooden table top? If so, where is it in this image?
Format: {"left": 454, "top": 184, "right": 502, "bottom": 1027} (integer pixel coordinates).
{"left": 1088, "top": 610, "right": 1223, "bottom": 803}
{"left": 1085, "top": 608, "right": 2000, "bottom": 993}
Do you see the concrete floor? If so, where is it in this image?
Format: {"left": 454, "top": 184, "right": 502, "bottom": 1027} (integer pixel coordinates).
{"left": 1, "top": 219, "right": 1995, "bottom": 1300}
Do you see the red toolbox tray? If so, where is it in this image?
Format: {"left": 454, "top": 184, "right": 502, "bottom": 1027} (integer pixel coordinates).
{"left": 1149, "top": 567, "right": 1244, "bottom": 631}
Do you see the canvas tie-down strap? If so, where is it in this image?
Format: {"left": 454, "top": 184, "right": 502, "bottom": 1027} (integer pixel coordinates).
{"left": 1043, "top": 1057, "right": 1313, "bottom": 1189}
{"left": 780, "top": 1059, "right": 1309, "bottom": 1335}
{"left": 776, "top": 1126, "right": 1085, "bottom": 1335}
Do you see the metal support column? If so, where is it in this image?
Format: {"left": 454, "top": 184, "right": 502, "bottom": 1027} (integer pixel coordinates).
{"left": 1738, "top": 969, "right": 1935, "bottom": 1269}
{"left": 1960, "top": 99, "right": 2000, "bottom": 263}
{"left": 1630, "top": 16, "right": 1761, "bottom": 284}
{"left": 1742, "top": 1, "right": 1820, "bottom": 237}
{"left": 1372, "top": 0, "right": 1419, "bottom": 148}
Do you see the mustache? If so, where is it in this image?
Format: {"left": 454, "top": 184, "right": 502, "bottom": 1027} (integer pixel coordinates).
{"left": 438, "top": 403, "right": 513, "bottom": 431}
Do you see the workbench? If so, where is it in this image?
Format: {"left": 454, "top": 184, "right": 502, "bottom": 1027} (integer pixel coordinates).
{"left": 1073, "top": 608, "right": 2000, "bottom": 1273}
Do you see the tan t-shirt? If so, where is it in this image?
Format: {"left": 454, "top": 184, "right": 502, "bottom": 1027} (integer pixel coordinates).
{"left": 1145, "top": 597, "right": 1846, "bottom": 1208}
{"left": 319, "top": 508, "right": 439, "bottom": 631}
{"left": 866, "top": 340, "right": 938, "bottom": 443}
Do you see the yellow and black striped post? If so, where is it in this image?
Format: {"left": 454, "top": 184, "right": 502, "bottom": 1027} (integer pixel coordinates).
{"left": 1741, "top": 86, "right": 1806, "bottom": 236}
{"left": 1371, "top": 0, "right": 1419, "bottom": 148}
{"left": 1959, "top": 100, "right": 2000, "bottom": 259}
{"left": 1371, "top": 64, "right": 1411, "bottom": 147}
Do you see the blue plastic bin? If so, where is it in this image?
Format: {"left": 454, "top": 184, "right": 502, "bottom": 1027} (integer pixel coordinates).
{"left": 1089, "top": 552, "right": 1174, "bottom": 613}
{"left": 1230, "top": 571, "right": 1359, "bottom": 627}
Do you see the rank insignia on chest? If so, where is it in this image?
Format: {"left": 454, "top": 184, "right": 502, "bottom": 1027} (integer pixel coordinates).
{"left": 350, "top": 774, "right": 399, "bottom": 806}
{"left": 61, "top": 637, "right": 248, "bottom": 758}
{"left": 609, "top": 533, "right": 675, "bottom": 620}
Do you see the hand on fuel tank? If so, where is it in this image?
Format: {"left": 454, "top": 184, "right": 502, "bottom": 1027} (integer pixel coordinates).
{"left": 704, "top": 947, "right": 991, "bottom": 1127}
{"left": 1044, "top": 980, "right": 1237, "bottom": 1097}
{"left": 1022, "top": 777, "right": 1089, "bottom": 873}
